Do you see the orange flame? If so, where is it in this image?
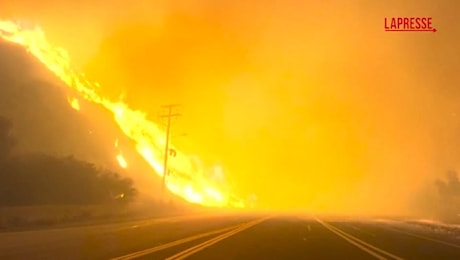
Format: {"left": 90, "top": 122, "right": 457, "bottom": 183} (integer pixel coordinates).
{"left": 0, "top": 20, "right": 245, "bottom": 208}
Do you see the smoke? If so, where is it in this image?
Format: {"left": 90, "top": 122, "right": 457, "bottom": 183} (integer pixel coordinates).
{"left": 2, "top": 0, "right": 460, "bottom": 214}
{"left": 0, "top": 117, "right": 15, "bottom": 160}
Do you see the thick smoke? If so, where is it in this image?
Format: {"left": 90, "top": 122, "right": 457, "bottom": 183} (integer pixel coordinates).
{"left": 1, "top": 0, "right": 460, "bottom": 215}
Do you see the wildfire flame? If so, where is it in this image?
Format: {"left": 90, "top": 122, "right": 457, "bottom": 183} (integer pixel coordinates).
{"left": 0, "top": 20, "right": 245, "bottom": 208}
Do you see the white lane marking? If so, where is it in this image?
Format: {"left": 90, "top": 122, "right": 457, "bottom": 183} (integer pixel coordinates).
{"left": 325, "top": 221, "right": 404, "bottom": 260}
{"left": 166, "top": 216, "right": 270, "bottom": 260}
{"left": 111, "top": 221, "right": 254, "bottom": 260}
{"left": 316, "top": 218, "right": 405, "bottom": 260}
{"left": 382, "top": 225, "right": 460, "bottom": 249}
{"left": 316, "top": 218, "right": 387, "bottom": 260}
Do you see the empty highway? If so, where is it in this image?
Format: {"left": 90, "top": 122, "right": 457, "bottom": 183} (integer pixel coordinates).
{"left": 1, "top": 213, "right": 460, "bottom": 259}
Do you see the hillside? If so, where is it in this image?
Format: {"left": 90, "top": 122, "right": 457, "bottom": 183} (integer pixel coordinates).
{"left": 0, "top": 40, "right": 162, "bottom": 195}
{"left": 0, "top": 39, "right": 208, "bottom": 228}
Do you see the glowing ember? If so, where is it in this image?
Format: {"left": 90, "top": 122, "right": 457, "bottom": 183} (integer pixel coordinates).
{"left": 67, "top": 96, "right": 80, "bottom": 111}
{"left": 0, "top": 19, "right": 245, "bottom": 208}
{"left": 116, "top": 153, "right": 128, "bottom": 169}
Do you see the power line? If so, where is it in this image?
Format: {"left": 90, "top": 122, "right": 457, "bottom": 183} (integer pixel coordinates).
{"left": 158, "top": 104, "right": 181, "bottom": 201}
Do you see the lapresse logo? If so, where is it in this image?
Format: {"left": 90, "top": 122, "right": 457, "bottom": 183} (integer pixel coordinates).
{"left": 384, "top": 17, "right": 437, "bottom": 32}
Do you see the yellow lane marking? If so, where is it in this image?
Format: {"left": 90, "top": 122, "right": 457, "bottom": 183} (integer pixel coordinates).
{"left": 111, "top": 221, "right": 255, "bottom": 260}
{"left": 316, "top": 218, "right": 404, "bottom": 260}
{"left": 166, "top": 216, "right": 270, "bottom": 260}
{"left": 316, "top": 218, "right": 388, "bottom": 260}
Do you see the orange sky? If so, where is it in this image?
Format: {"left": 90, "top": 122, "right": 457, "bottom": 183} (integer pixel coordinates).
{"left": 2, "top": 0, "right": 460, "bottom": 214}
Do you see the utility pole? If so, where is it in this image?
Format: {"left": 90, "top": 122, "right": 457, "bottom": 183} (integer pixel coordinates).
{"left": 158, "top": 104, "right": 181, "bottom": 201}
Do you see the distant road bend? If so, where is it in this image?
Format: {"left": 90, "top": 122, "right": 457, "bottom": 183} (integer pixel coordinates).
{"left": 1, "top": 213, "right": 460, "bottom": 259}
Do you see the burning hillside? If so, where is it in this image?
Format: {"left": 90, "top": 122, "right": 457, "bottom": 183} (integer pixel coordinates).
{"left": 0, "top": 20, "right": 245, "bottom": 208}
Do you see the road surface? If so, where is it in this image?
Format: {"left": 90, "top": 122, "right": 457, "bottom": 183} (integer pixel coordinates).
{"left": 1, "top": 212, "right": 460, "bottom": 259}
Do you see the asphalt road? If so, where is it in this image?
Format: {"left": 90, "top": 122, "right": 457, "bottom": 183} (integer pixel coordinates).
{"left": 1, "top": 213, "right": 460, "bottom": 259}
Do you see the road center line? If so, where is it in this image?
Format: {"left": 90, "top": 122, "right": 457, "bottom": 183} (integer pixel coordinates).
{"left": 316, "top": 218, "right": 404, "bottom": 260}
{"left": 166, "top": 216, "right": 270, "bottom": 260}
{"left": 111, "top": 220, "right": 257, "bottom": 260}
